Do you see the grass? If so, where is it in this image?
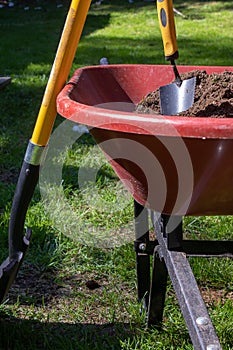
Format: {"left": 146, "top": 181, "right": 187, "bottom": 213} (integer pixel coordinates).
{"left": 0, "top": 0, "right": 233, "bottom": 349}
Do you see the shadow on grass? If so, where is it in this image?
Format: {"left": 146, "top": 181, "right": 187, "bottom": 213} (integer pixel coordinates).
{"left": 1, "top": 1, "right": 232, "bottom": 73}
{"left": 0, "top": 6, "right": 111, "bottom": 74}
{"left": 93, "top": 0, "right": 233, "bottom": 10}
{"left": 0, "top": 254, "right": 139, "bottom": 349}
{"left": 0, "top": 312, "right": 136, "bottom": 350}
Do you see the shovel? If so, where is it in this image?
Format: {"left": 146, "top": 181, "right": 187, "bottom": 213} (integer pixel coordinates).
{"left": 0, "top": 0, "right": 91, "bottom": 303}
{"left": 157, "top": 0, "right": 196, "bottom": 115}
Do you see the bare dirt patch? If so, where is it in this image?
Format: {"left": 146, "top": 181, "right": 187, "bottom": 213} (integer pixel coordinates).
{"left": 200, "top": 287, "right": 233, "bottom": 307}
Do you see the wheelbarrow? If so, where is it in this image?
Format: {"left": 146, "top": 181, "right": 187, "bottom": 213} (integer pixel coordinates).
{"left": 0, "top": 1, "right": 232, "bottom": 349}
{"left": 56, "top": 64, "right": 233, "bottom": 350}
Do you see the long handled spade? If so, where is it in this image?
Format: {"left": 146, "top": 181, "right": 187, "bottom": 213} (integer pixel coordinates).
{"left": 0, "top": 0, "right": 91, "bottom": 303}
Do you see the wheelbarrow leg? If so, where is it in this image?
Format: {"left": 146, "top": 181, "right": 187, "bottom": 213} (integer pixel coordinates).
{"left": 134, "top": 200, "right": 150, "bottom": 312}
{"left": 134, "top": 204, "right": 168, "bottom": 326}
{"left": 147, "top": 244, "right": 168, "bottom": 327}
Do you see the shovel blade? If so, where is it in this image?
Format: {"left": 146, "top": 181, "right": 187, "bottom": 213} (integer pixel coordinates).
{"left": 0, "top": 258, "right": 21, "bottom": 303}
{"left": 159, "top": 77, "right": 196, "bottom": 116}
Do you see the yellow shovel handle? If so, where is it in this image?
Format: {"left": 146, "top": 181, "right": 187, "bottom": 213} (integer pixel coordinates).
{"left": 157, "top": 0, "right": 178, "bottom": 61}
{"left": 31, "top": 0, "right": 91, "bottom": 146}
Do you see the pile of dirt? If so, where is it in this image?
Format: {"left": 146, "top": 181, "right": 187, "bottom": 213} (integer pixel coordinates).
{"left": 136, "top": 70, "right": 233, "bottom": 118}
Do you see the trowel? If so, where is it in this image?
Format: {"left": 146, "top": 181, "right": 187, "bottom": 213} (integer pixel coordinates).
{"left": 157, "top": 0, "right": 196, "bottom": 115}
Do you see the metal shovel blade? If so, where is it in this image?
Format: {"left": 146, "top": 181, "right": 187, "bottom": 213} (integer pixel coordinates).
{"left": 159, "top": 77, "right": 196, "bottom": 115}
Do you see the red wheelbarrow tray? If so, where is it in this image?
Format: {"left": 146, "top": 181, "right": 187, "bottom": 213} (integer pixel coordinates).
{"left": 57, "top": 64, "right": 233, "bottom": 216}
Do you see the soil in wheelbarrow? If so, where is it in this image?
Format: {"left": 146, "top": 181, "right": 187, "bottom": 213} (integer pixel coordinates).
{"left": 135, "top": 70, "right": 233, "bottom": 118}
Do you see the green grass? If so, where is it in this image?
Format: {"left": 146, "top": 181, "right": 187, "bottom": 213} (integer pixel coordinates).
{"left": 0, "top": 1, "right": 233, "bottom": 349}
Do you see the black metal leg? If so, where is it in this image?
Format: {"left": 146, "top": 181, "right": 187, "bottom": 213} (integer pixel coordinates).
{"left": 134, "top": 207, "right": 169, "bottom": 325}
{"left": 135, "top": 251, "right": 150, "bottom": 311}
{"left": 134, "top": 201, "right": 150, "bottom": 311}
{"left": 162, "top": 214, "right": 183, "bottom": 250}
{"left": 147, "top": 245, "right": 168, "bottom": 327}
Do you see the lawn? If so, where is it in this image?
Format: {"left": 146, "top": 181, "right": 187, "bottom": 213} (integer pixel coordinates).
{"left": 0, "top": 0, "right": 233, "bottom": 349}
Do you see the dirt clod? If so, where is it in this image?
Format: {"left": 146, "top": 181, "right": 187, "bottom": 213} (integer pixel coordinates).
{"left": 85, "top": 279, "right": 101, "bottom": 290}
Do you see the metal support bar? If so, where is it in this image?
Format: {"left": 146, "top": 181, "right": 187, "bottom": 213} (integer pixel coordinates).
{"left": 181, "top": 240, "right": 233, "bottom": 257}
{"left": 134, "top": 239, "right": 233, "bottom": 258}
{"left": 152, "top": 214, "right": 222, "bottom": 350}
